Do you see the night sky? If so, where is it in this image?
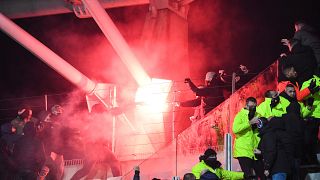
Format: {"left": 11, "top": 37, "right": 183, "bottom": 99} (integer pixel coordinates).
{"left": 1, "top": 0, "right": 320, "bottom": 121}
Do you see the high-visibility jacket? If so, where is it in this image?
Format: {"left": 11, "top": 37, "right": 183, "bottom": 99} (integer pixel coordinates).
{"left": 257, "top": 97, "right": 311, "bottom": 118}
{"left": 301, "top": 75, "right": 320, "bottom": 118}
{"left": 256, "top": 97, "right": 286, "bottom": 118}
{"left": 232, "top": 108, "right": 260, "bottom": 159}
{"left": 277, "top": 81, "right": 311, "bottom": 101}
{"left": 192, "top": 160, "right": 244, "bottom": 180}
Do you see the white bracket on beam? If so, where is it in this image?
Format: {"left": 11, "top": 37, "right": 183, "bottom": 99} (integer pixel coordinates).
{"left": 72, "top": 3, "right": 91, "bottom": 18}
{"left": 150, "top": 0, "right": 194, "bottom": 19}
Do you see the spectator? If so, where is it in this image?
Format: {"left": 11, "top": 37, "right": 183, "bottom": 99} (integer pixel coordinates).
{"left": 279, "top": 84, "right": 313, "bottom": 117}
{"left": 13, "top": 121, "right": 46, "bottom": 180}
{"left": 232, "top": 97, "right": 265, "bottom": 180}
{"left": 279, "top": 39, "right": 318, "bottom": 84}
{"left": 282, "top": 103, "right": 305, "bottom": 179}
{"left": 183, "top": 173, "right": 196, "bottom": 180}
{"left": 278, "top": 65, "right": 316, "bottom": 101}
{"left": 256, "top": 117, "right": 291, "bottom": 180}
{"left": 37, "top": 104, "right": 65, "bottom": 180}
{"left": 179, "top": 85, "right": 206, "bottom": 122}
{"left": 282, "top": 21, "right": 320, "bottom": 70}
{"left": 133, "top": 166, "right": 140, "bottom": 180}
{"left": 270, "top": 97, "right": 309, "bottom": 179}
{"left": 0, "top": 122, "right": 21, "bottom": 153}
{"left": 70, "top": 107, "right": 121, "bottom": 180}
{"left": 11, "top": 108, "right": 33, "bottom": 135}
{"left": 192, "top": 148, "right": 244, "bottom": 180}
{"left": 184, "top": 72, "right": 225, "bottom": 115}
{"left": 218, "top": 64, "right": 252, "bottom": 98}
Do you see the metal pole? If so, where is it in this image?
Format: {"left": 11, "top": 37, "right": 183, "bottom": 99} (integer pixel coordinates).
{"left": 45, "top": 94, "right": 48, "bottom": 111}
{"left": 112, "top": 86, "right": 116, "bottom": 153}
{"left": 231, "top": 72, "right": 236, "bottom": 94}
{"left": 172, "top": 88, "right": 176, "bottom": 141}
{"left": 225, "top": 72, "right": 236, "bottom": 170}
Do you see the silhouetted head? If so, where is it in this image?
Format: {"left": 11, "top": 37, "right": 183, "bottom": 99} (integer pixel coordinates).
{"left": 264, "top": 90, "right": 278, "bottom": 98}
{"left": 183, "top": 173, "right": 196, "bottom": 180}
{"left": 245, "top": 97, "right": 257, "bottom": 111}
{"left": 282, "top": 66, "right": 297, "bottom": 80}
{"left": 18, "top": 108, "right": 32, "bottom": 122}
{"left": 285, "top": 84, "right": 296, "bottom": 98}
{"left": 205, "top": 72, "right": 217, "bottom": 86}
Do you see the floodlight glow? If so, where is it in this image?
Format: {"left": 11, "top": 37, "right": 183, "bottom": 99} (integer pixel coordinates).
{"left": 135, "top": 78, "right": 172, "bottom": 113}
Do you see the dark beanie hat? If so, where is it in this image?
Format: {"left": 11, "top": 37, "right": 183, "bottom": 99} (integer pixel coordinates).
{"left": 204, "top": 148, "right": 217, "bottom": 157}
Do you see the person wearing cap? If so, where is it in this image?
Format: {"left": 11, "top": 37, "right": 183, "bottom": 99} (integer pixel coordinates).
{"left": 11, "top": 108, "right": 33, "bottom": 135}
{"left": 192, "top": 148, "right": 244, "bottom": 180}
{"left": 183, "top": 72, "right": 225, "bottom": 115}
{"left": 232, "top": 97, "right": 265, "bottom": 179}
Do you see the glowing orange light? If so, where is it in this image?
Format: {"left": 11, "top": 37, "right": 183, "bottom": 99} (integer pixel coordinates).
{"left": 135, "top": 78, "right": 172, "bottom": 113}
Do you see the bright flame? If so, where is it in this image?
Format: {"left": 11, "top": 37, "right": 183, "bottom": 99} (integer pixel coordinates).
{"left": 135, "top": 78, "right": 172, "bottom": 113}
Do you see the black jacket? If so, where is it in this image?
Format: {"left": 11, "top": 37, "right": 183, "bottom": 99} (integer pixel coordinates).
{"left": 0, "top": 123, "right": 21, "bottom": 153}
{"left": 258, "top": 120, "right": 291, "bottom": 175}
{"left": 278, "top": 42, "right": 318, "bottom": 85}
{"left": 13, "top": 122, "right": 45, "bottom": 172}
{"left": 186, "top": 79, "right": 225, "bottom": 114}
{"left": 293, "top": 25, "right": 320, "bottom": 67}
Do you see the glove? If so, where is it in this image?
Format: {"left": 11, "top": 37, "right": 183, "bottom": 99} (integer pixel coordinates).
{"left": 184, "top": 78, "right": 191, "bottom": 83}
{"left": 308, "top": 79, "right": 319, "bottom": 94}
{"left": 309, "top": 79, "right": 316, "bottom": 89}
{"left": 270, "top": 96, "right": 280, "bottom": 108}
{"left": 310, "top": 86, "right": 320, "bottom": 94}
{"left": 306, "top": 97, "right": 315, "bottom": 106}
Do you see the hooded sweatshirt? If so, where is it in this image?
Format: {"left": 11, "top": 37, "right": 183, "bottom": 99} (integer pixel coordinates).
{"left": 0, "top": 123, "right": 21, "bottom": 153}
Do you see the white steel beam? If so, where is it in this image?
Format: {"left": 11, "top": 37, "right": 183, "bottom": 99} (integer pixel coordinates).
{"left": 82, "top": 0, "right": 151, "bottom": 86}
{"left": 0, "top": 13, "right": 96, "bottom": 94}
{"left": 0, "top": 0, "right": 149, "bottom": 19}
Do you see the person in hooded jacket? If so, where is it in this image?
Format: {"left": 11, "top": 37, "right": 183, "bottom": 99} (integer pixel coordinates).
{"left": 232, "top": 97, "right": 265, "bottom": 180}
{"left": 37, "top": 105, "right": 65, "bottom": 180}
{"left": 282, "top": 21, "right": 320, "bottom": 70}
{"left": 283, "top": 103, "right": 305, "bottom": 180}
{"left": 257, "top": 116, "right": 291, "bottom": 180}
{"left": 0, "top": 122, "right": 21, "bottom": 153}
{"left": 300, "top": 74, "right": 320, "bottom": 164}
{"left": 184, "top": 72, "right": 225, "bottom": 115}
{"left": 13, "top": 121, "right": 46, "bottom": 180}
{"left": 11, "top": 108, "right": 33, "bottom": 135}
{"left": 278, "top": 39, "right": 319, "bottom": 102}
{"left": 270, "top": 102, "right": 306, "bottom": 180}
{"left": 192, "top": 148, "right": 244, "bottom": 180}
